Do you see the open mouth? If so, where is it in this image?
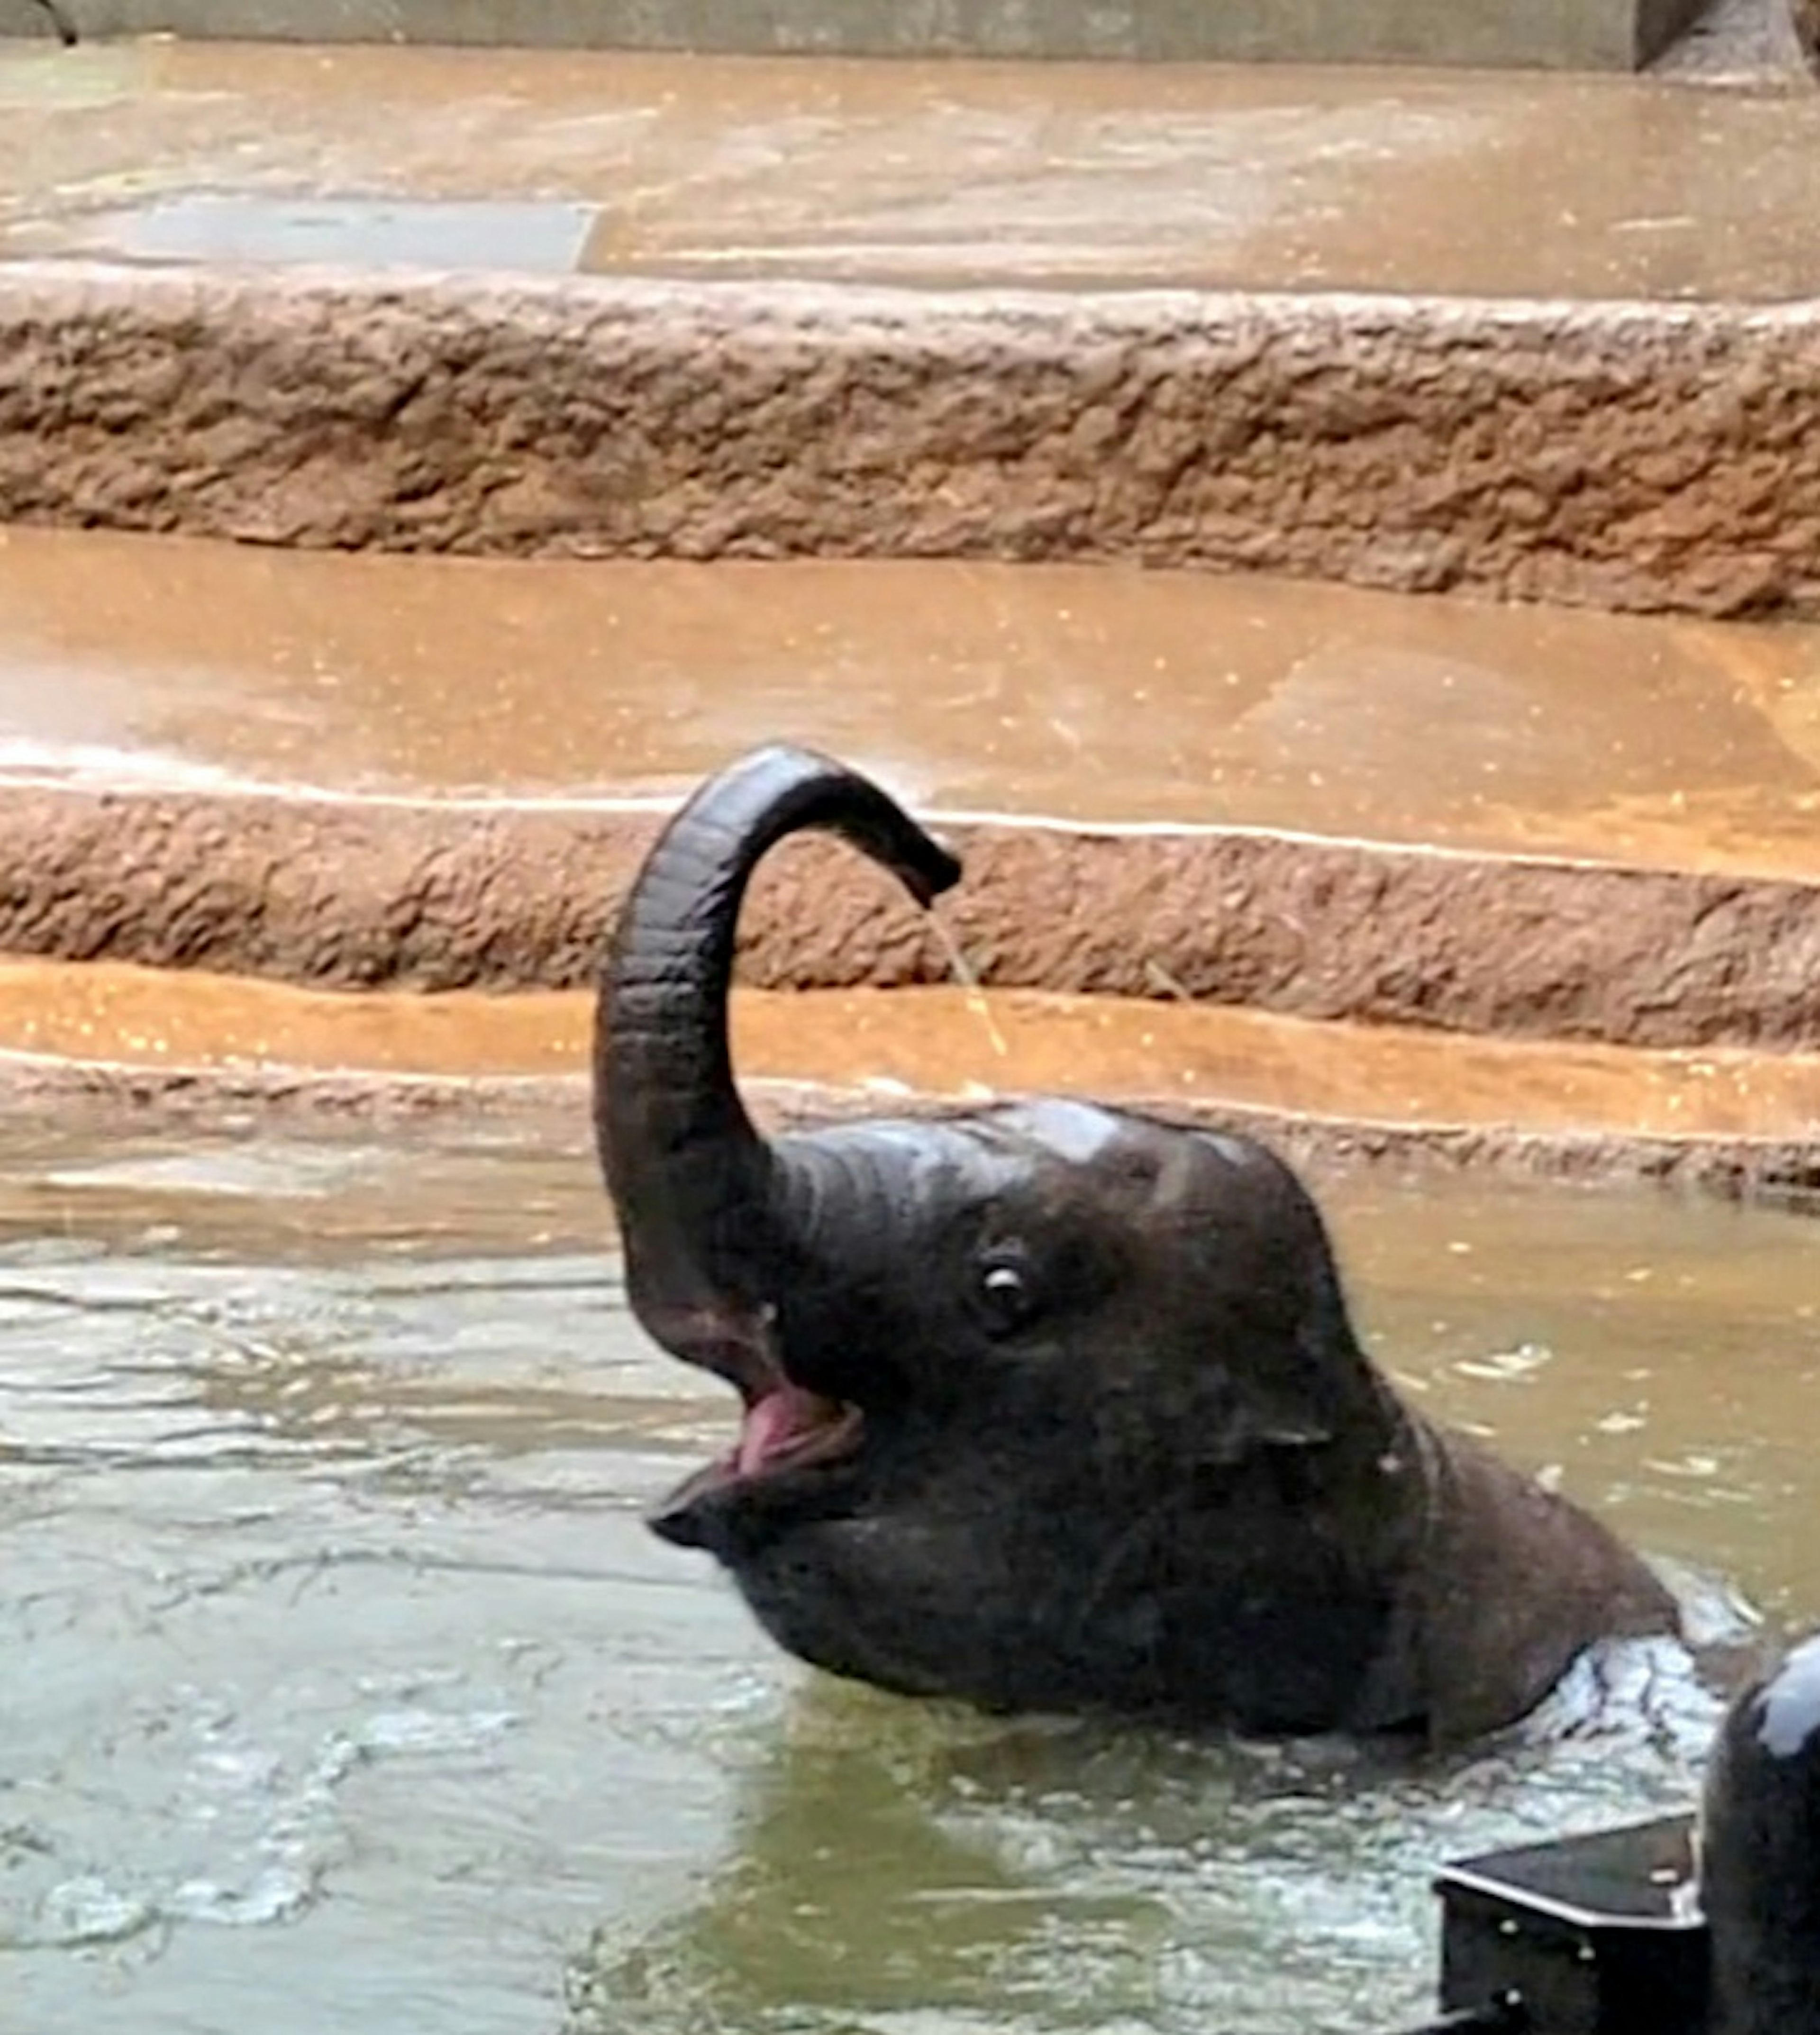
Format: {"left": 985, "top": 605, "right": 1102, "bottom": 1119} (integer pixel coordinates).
{"left": 658, "top": 1331, "right": 866, "bottom": 1517}
{"left": 730, "top": 1380, "right": 864, "bottom": 1481}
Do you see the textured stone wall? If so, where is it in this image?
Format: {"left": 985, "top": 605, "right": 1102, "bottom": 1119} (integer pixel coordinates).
{"left": 2, "top": 263, "right": 1818, "bottom": 619}
{"left": 3, "top": 784, "right": 1819, "bottom": 1053}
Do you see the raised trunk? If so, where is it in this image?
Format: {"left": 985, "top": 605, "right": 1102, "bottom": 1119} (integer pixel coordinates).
{"left": 594, "top": 745, "right": 961, "bottom": 1362}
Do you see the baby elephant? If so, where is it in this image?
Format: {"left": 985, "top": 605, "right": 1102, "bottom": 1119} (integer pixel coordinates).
{"left": 595, "top": 745, "right": 1678, "bottom": 1749}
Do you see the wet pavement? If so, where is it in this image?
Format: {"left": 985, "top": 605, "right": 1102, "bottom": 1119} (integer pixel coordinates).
{"left": 7, "top": 960, "right": 1820, "bottom": 1166}
{"left": 0, "top": 959, "right": 592, "bottom": 1077}
{"left": 5, "top": 526, "right": 1820, "bottom": 877}
{"left": 0, "top": 1112, "right": 1806, "bottom": 2035}
{"left": 1, "top": 40, "right": 1820, "bottom": 298}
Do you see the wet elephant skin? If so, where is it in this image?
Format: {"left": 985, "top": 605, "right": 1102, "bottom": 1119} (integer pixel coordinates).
{"left": 1702, "top": 1633, "right": 1820, "bottom": 2035}
{"left": 594, "top": 745, "right": 1679, "bottom": 1749}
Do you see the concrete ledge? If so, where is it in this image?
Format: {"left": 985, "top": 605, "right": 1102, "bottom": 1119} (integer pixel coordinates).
{"left": 4, "top": 782, "right": 1820, "bottom": 1052}
{"left": 0, "top": 0, "right": 1711, "bottom": 72}
{"left": 1, "top": 263, "right": 1818, "bottom": 619}
{"left": 9, "top": 1055, "right": 1820, "bottom": 1208}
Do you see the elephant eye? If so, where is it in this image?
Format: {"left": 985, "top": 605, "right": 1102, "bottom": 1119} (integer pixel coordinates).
{"left": 976, "top": 1251, "right": 1040, "bottom": 1338}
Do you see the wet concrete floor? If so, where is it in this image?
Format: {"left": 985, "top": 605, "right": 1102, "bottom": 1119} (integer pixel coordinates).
{"left": 5, "top": 527, "right": 1820, "bottom": 876}
{"left": 3, "top": 40, "right": 1820, "bottom": 297}
{"left": 7, "top": 959, "right": 1820, "bottom": 1159}
{"left": 0, "top": 1112, "right": 1805, "bottom": 2035}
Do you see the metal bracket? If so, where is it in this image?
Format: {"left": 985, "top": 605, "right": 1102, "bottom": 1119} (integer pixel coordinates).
{"left": 33, "top": 0, "right": 80, "bottom": 44}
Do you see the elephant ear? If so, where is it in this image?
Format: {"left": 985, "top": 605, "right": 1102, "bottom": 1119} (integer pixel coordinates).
{"left": 1176, "top": 1127, "right": 1381, "bottom": 1462}
{"left": 1217, "top": 1232, "right": 1368, "bottom": 1461}
{"left": 1202, "top": 1322, "right": 1342, "bottom": 1462}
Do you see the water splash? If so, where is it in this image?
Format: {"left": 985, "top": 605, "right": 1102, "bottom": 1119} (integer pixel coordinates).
{"left": 930, "top": 918, "right": 1008, "bottom": 1061}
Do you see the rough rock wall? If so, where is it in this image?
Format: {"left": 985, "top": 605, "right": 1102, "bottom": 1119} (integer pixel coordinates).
{"left": 3, "top": 263, "right": 1819, "bottom": 618}
{"left": 5, "top": 787, "right": 1820, "bottom": 1052}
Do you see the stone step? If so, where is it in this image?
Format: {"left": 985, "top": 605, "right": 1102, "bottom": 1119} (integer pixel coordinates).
{"left": 5, "top": 259, "right": 1817, "bottom": 625}
{"left": 4, "top": 959, "right": 1818, "bottom": 1197}
{"left": 6, "top": 525, "right": 1813, "bottom": 872}
{"left": 0, "top": 0, "right": 1726, "bottom": 74}
{"left": 1, "top": 527, "right": 1819, "bottom": 1053}
{"left": 3, "top": 40, "right": 1819, "bottom": 297}
{"left": 6, "top": 42, "right": 1820, "bottom": 628}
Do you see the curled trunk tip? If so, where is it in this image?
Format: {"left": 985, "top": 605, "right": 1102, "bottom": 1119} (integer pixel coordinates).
{"left": 594, "top": 745, "right": 960, "bottom": 1348}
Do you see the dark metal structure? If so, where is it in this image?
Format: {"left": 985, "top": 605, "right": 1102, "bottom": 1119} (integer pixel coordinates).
{"left": 1410, "top": 1815, "right": 1708, "bottom": 2035}
{"left": 31, "top": 0, "right": 78, "bottom": 41}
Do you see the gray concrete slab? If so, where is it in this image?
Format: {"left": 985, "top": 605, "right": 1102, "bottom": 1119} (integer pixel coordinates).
{"left": 0, "top": 0, "right": 1712, "bottom": 71}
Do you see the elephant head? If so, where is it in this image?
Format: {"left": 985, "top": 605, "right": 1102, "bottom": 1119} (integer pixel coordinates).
{"left": 596, "top": 746, "right": 1676, "bottom": 1746}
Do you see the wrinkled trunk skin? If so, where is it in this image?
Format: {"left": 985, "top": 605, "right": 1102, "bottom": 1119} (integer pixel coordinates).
{"left": 595, "top": 745, "right": 961, "bottom": 1363}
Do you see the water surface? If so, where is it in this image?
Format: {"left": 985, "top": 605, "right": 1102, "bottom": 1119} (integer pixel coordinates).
{"left": 1, "top": 1117, "right": 1810, "bottom": 2035}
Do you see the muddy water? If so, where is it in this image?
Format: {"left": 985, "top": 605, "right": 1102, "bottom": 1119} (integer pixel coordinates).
{"left": 5, "top": 527, "right": 1820, "bottom": 876}
{"left": 1, "top": 1112, "right": 1811, "bottom": 2035}
{"left": 5, "top": 42, "right": 1820, "bottom": 298}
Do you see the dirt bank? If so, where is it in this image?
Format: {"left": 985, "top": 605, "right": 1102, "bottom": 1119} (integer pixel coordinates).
{"left": 3, "top": 263, "right": 1820, "bottom": 618}
{"left": 5, "top": 783, "right": 1820, "bottom": 1051}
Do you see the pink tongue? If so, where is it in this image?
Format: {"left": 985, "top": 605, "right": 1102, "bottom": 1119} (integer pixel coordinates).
{"left": 737, "top": 1385, "right": 839, "bottom": 1475}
